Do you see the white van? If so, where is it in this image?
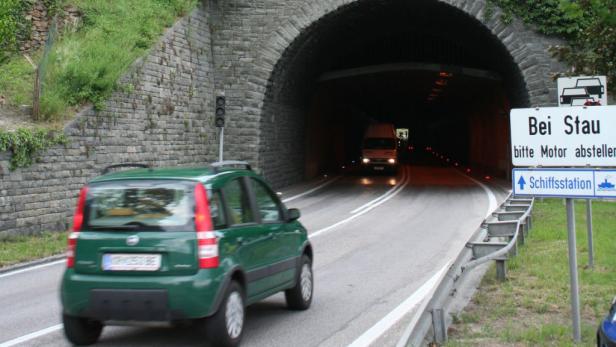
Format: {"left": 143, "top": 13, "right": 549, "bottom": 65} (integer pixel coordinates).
{"left": 361, "top": 123, "right": 398, "bottom": 172}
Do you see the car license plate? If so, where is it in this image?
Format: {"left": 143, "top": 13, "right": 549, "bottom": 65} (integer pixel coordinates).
{"left": 102, "top": 253, "right": 161, "bottom": 271}
{"left": 374, "top": 166, "right": 384, "bottom": 170}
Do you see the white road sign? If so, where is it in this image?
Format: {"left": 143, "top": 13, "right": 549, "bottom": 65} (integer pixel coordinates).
{"left": 510, "top": 106, "right": 616, "bottom": 167}
{"left": 557, "top": 76, "right": 607, "bottom": 107}
{"left": 512, "top": 168, "right": 616, "bottom": 198}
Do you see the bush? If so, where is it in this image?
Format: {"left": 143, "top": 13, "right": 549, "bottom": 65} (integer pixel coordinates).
{"left": 489, "top": 0, "right": 616, "bottom": 96}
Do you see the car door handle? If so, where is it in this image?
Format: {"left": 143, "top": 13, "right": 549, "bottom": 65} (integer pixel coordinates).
{"left": 236, "top": 237, "right": 244, "bottom": 245}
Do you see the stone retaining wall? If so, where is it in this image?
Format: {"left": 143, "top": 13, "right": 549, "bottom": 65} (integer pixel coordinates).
{"left": 0, "top": 4, "right": 217, "bottom": 237}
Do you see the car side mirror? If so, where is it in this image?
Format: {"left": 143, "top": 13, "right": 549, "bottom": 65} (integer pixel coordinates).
{"left": 287, "top": 208, "right": 300, "bottom": 222}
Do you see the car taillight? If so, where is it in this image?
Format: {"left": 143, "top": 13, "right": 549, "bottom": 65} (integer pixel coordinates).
{"left": 194, "top": 183, "right": 217, "bottom": 268}
{"left": 67, "top": 232, "right": 79, "bottom": 268}
{"left": 68, "top": 186, "right": 88, "bottom": 268}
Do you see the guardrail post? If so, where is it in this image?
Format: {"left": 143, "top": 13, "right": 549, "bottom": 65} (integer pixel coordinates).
{"left": 518, "top": 224, "right": 526, "bottom": 246}
{"left": 495, "top": 259, "right": 507, "bottom": 281}
{"left": 431, "top": 308, "right": 447, "bottom": 344}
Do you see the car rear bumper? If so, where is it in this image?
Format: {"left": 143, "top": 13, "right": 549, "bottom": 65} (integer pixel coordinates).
{"left": 61, "top": 268, "right": 226, "bottom": 321}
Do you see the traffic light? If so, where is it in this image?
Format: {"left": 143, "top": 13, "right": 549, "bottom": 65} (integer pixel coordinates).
{"left": 215, "top": 96, "right": 225, "bottom": 127}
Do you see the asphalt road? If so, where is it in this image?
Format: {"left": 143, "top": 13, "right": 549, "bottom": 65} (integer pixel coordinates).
{"left": 0, "top": 164, "right": 510, "bottom": 347}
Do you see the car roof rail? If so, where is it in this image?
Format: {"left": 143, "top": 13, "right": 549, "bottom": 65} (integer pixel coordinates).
{"left": 211, "top": 161, "right": 252, "bottom": 173}
{"left": 102, "top": 163, "right": 151, "bottom": 175}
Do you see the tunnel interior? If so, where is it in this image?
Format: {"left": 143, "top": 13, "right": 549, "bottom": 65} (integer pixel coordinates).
{"left": 259, "top": 0, "right": 529, "bottom": 186}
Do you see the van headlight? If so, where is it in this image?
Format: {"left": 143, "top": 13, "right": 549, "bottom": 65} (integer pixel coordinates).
{"left": 362, "top": 158, "right": 370, "bottom": 164}
{"left": 388, "top": 158, "right": 396, "bottom": 164}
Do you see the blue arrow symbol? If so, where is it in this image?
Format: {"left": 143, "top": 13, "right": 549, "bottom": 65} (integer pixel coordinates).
{"left": 518, "top": 176, "right": 526, "bottom": 190}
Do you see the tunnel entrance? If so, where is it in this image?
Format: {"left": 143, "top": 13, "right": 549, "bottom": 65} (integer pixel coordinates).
{"left": 259, "top": 0, "right": 530, "bottom": 187}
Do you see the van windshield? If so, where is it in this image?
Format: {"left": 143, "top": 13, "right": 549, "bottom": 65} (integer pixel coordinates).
{"left": 363, "top": 138, "right": 396, "bottom": 149}
{"left": 83, "top": 180, "right": 196, "bottom": 232}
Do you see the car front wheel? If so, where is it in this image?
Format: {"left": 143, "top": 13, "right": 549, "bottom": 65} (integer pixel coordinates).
{"left": 285, "top": 255, "right": 313, "bottom": 310}
{"left": 62, "top": 313, "right": 103, "bottom": 346}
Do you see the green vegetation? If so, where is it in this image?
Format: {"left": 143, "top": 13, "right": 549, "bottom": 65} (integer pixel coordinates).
{"left": 487, "top": 0, "right": 616, "bottom": 96}
{"left": 0, "top": 0, "right": 32, "bottom": 64}
{"left": 1, "top": 0, "right": 196, "bottom": 170}
{"left": 447, "top": 199, "right": 616, "bottom": 346}
{"left": 0, "top": 0, "right": 197, "bottom": 121}
{"left": 0, "top": 232, "right": 66, "bottom": 267}
{"left": 0, "top": 128, "right": 68, "bottom": 169}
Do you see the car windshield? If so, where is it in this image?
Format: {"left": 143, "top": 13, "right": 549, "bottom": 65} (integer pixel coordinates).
{"left": 363, "top": 138, "right": 396, "bottom": 149}
{"left": 84, "top": 180, "right": 196, "bottom": 232}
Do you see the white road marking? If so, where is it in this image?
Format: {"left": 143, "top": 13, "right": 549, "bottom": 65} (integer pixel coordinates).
{"left": 0, "top": 324, "right": 62, "bottom": 347}
{"left": 347, "top": 262, "right": 451, "bottom": 347}
{"left": 390, "top": 169, "right": 499, "bottom": 346}
{"left": 457, "top": 171, "right": 498, "bottom": 218}
{"left": 282, "top": 176, "right": 341, "bottom": 203}
{"left": 0, "top": 259, "right": 65, "bottom": 279}
{"left": 350, "top": 169, "right": 407, "bottom": 214}
{"left": 310, "top": 167, "right": 410, "bottom": 239}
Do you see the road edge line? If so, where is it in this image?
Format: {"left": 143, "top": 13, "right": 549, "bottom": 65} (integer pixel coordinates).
{"left": 0, "top": 258, "right": 65, "bottom": 279}
{"left": 347, "top": 262, "right": 451, "bottom": 347}
{"left": 0, "top": 324, "right": 63, "bottom": 347}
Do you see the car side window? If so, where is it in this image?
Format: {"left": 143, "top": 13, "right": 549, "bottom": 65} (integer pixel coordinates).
{"left": 222, "top": 179, "right": 255, "bottom": 225}
{"left": 208, "top": 190, "right": 226, "bottom": 229}
{"left": 250, "top": 178, "right": 282, "bottom": 223}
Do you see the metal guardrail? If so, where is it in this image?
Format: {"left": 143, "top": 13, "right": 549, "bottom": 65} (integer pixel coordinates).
{"left": 398, "top": 193, "right": 534, "bottom": 347}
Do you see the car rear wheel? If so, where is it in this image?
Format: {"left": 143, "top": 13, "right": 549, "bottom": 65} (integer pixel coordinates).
{"left": 205, "top": 281, "right": 245, "bottom": 347}
{"left": 62, "top": 313, "right": 103, "bottom": 346}
{"left": 285, "top": 255, "right": 313, "bottom": 310}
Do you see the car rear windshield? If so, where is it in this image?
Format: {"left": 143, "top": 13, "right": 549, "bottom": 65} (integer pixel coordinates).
{"left": 83, "top": 180, "right": 197, "bottom": 232}
{"left": 363, "top": 138, "right": 396, "bottom": 149}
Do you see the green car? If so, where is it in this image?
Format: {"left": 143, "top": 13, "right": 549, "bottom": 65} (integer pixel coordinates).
{"left": 60, "top": 162, "right": 313, "bottom": 346}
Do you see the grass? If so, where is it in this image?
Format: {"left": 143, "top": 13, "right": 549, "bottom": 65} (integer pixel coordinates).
{"left": 0, "top": 0, "right": 197, "bottom": 122}
{"left": 0, "top": 54, "right": 36, "bottom": 107}
{"left": 0, "top": 231, "right": 66, "bottom": 267}
{"left": 447, "top": 198, "right": 616, "bottom": 347}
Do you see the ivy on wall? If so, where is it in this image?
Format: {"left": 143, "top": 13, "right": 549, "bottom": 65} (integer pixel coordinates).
{"left": 0, "top": 128, "right": 69, "bottom": 170}
{"left": 0, "top": 0, "right": 32, "bottom": 63}
{"left": 488, "top": 0, "right": 616, "bottom": 96}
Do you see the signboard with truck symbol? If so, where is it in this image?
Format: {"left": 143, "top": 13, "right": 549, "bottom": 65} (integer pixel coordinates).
{"left": 558, "top": 76, "right": 607, "bottom": 107}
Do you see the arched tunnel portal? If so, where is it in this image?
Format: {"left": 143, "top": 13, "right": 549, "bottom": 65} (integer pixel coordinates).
{"left": 256, "top": 0, "right": 557, "bottom": 187}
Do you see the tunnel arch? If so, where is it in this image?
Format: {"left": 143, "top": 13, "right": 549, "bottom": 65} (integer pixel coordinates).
{"left": 252, "top": 0, "right": 565, "bottom": 187}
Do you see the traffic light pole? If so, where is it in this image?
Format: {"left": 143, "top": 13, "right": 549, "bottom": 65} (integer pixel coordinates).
{"left": 218, "top": 127, "right": 224, "bottom": 162}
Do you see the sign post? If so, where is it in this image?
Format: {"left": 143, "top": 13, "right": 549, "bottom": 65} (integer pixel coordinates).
{"left": 565, "top": 198, "right": 581, "bottom": 341}
{"left": 510, "top": 104, "right": 616, "bottom": 343}
{"left": 586, "top": 200, "right": 594, "bottom": 269}
{"left": 557, "top": 76, "right": 606, "bottom": 270}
